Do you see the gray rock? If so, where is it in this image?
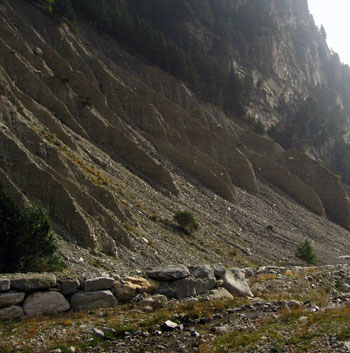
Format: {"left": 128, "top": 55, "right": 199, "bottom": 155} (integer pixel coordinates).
{"left": 138, "top": 294, "right": 167, "bottom": 307}
{"left": 84, "top": 277, "right": 114, "bottom": 292}
{"left": 287, "top": 300, "right": 302, "bottom": 309}
{"left": 216, "top": 279, "right": 224, "bottom": 287}
{"left": 341, "top": 283, "right": 350, "bottom": 293}
{"left": 212, "top": 326, "right": 229, "bottom": 334}
{"left": 23, "top": 291, "right": 70, "bottom": 316}
{"left": 208, "top": 288, "right": 234, "bottom": 301}
{"left": 213, "top": 264, "right": 226, "bottom": 279}
{"left": 34, "top": 47, "right": 43, "bottom": 56}
{"left": 148, "top": 265, "right": 190, "bottom": 281}
{"left": 158, "top": 274, "right": 217, "bottom": 299}
{"left": 192, "top": 265, "right": 216, "bottom": 286}
{"left": 71, "top": 290, "right": 118, "bottom": 311}
{"left": 61, "top": 279, "right": 80, "bottom": 295}
{"left": 223, "top": 269, "right": 253, "bottom": 297}
{"left": 11, "top": 274, "right": 56, "bottom": 292}
{"left": 343, "top": 341, "right": 350, "bottom": 350}
{"left": 189, "top": 329, "right": 200, "bottom": 337}
{"left": 0, "top": 278, "right": 10, "bottom": 292}
{"left": 0, "top": 305, "right": 24, "bottom": 320}
{"left": 0, "top": 292, "right": 25, "bottom": 308}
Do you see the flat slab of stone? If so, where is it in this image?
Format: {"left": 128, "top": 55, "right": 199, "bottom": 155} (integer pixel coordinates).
{"left": 61, "top": 279, "right": 80, "bottom": 295}
{"left": 0, "top": 278, "right": 10, "bottom": 292}
{"left": 158, "top": 275, "right": 217, "bottom": 299}
{"left": 208, "top": 288, "right": 234, "bottom": 301}
{"left": 84, "top": 277, "right": 114, "bottom": 292}
{"left": 148, "top": 265, "right": 190, "bottom": 281}
{"left": 0, "top": 305, "right": 24, "bottom": 320}
{"left": 11, "top": 274, "right": 56, "bottom": 292}
{"left": 223, "top": 269, "right": 253, "bottom": 297}
{"left": 71, "top": 290, "right": 117, "bottom": 311}
{"left": 23, "top": 292, "right": 70, "bottom": 316}
{"left": 0, "top": 292, "right": 25, "bottom": 308}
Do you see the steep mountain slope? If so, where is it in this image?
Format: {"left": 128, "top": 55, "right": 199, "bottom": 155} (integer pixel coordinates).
{"left": 1, "top": 0, "right": 350, "bottom": 273}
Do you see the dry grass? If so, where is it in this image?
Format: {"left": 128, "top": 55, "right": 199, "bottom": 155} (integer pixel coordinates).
{"left": 284, "top": 269, "right": 305, "bottom": 278}
{"left": 202, "top": 306, "right": 350, "bottom": 353}
{"left": 0, "top": 297, "right": 250, "bottom": 352}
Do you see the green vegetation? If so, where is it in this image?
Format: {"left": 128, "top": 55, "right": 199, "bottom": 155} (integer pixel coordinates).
{"left": 173, "top": 210, "right": 199, "bottom": 235}
{"left": 203, "top": 306, "right": 350, "bottom": 352}
{"left": 0, "top": 184, "right": 64, "bottom": 273}
{"left": 295, "top": 239, "right": 317, "bottom": 265}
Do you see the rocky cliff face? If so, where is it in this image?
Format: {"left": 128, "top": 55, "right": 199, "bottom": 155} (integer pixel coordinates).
{"left": 1, "top": 0, "right": 350, "bottom": 271}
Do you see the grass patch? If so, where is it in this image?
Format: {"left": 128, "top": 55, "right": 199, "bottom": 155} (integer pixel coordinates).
{"left": 202, "top": 306, "right": 350, "bottom": 352}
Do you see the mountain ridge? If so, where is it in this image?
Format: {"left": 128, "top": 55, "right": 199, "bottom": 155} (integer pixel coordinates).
{"left": 1, "top": 0, "right": 350, "bottom": 273}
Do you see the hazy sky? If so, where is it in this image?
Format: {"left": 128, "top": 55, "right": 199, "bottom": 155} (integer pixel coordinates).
{"left": 308, "top": 0, "right": 350, "bottom": 66}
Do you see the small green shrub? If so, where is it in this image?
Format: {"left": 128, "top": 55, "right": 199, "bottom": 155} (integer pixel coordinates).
{"left": 295, "top": 239, "right": 317, "bottom": 265}
{"left": 173, "top": 210, "right": 199, "bottom": 235}
{"left": 0, "top": 184, "right": 64, "bottom": 273}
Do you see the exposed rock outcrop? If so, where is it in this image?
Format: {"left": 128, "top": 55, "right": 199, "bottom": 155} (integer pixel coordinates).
{"left": 245, "top": 149, "right": 325, "bottom": 216}
{"left": 283, "top": 150, "right": 350, "bottom": 229}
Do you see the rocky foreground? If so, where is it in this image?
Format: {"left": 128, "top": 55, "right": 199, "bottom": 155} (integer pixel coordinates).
{"left": 2, "top": 264, "right": 350, "bottom": 352}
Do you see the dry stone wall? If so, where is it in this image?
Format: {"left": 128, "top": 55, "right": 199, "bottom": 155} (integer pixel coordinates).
{"left": 0, "top": 265, "right": 252, "bottom": 320}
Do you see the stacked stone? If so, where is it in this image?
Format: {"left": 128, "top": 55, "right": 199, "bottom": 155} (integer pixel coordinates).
{"left": 0, "top": 264, "right": 254, "bottom": 320}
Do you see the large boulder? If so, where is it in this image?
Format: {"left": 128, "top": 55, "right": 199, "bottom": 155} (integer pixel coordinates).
{"left": 156, "top": 267, "right": 217, "bottom": 300}
{"left": 148, "top": 265, "right": 190, "bottom": 281}
{"left": 11, "top": 274, "right": 56, "bottom": 292}
{"left": 0, "top": 305, "right": 24, "bottom": 320}
{"left": 113, "top": 277, "right": 160, "bottom": 301}
{"left": 157, "top": 275, "right": 217, "bottom": 299}
{"left": 155, "top": 265, "right": 218, "bottom": 299}
{"left": 23, "top": 291, "right": 70, "bottom": 316}
{"left": 84, "top": 277, "right": 114, "bottom": 292}
{"left": 0, "top": 292, "right": 25, "bottom": 308}
{"left": 223, "top": 269, "right": 253, "bottom": 297}
{"left": 71, "top": 290, "right": 117, "bottom": 311}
